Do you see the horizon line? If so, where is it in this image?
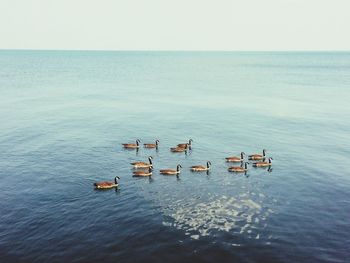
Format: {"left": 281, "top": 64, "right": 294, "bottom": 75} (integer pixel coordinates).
{"left": 0, "top": 49, "right": 349, "bottom": 52}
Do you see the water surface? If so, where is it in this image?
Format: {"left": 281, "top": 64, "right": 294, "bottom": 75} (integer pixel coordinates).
{"left": 0, "top": 51, "right": 350, "bottom": 262}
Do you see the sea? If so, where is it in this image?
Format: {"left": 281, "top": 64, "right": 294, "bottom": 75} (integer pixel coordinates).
{"left": 0, "top": 50, "right": 349, "bottom": 262}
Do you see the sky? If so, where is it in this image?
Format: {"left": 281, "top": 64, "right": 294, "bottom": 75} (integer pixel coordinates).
{"left": 0, "top": 0, "right": 349, "bottom": 50}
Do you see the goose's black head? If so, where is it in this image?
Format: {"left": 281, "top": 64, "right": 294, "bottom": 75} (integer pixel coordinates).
{"left": 114, "top": 176, "right": 121, "bottom": 184}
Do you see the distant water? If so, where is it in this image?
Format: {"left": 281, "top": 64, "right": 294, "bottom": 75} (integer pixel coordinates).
{"left": 0, "top": 51, "right": 350, "bottom": 263}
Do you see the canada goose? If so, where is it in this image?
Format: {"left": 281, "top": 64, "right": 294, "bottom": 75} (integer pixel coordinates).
{"left": 225, "top": 152, "right": 245, "bottom": 162}
{"left": 249, "top": 149, "right": 266, "bottom": 160}
{"left": 131, "top": 156, "right": 153, "bottom": 168}
{"left": 190, "top": 161, "right": 211, "bottom": 172}
{"left": 133, "top": 167, "right": 153, "bottom": 177}
{"left": 177, "top": 139, "right": 193, "bottom": 149}
{"left": 160, "top": 164, "right": 182, "bottom": 175}
{"left": 228, "top": 162, "right": 249, "bottom": 173}
{"left": 122, "top": 139, "right": 141, "bottom": 149}
{"left": 94, "top": 176, "right": 120, "bottom": 189}
{"left": 144, "top": 140, "right": 159, "bottom": 149}
{"left": 170, "top": 146, "right": 187, "bottom": 153}
{"left": 253, "top": 157, "right": 273, "bottom": 167}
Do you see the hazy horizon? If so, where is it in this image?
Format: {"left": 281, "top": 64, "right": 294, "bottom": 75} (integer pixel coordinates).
{"left": 1, "top": 49, "right": 349, "bottom": 52}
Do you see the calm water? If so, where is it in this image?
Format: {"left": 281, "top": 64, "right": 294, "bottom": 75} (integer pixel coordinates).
{"left": 0, "top": 51, "right": 350, "bottom": 263}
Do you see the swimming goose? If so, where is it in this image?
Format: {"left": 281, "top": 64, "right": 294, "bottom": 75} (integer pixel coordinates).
{"left": 225, "top": 152, "right": 245, "bottom": 162}
{"left": 248, "top": 149, "right": 266, "bottom": 160}
{"left": 253, "top": 157, "right": 273, "bottom": 167}
{"left": 190, "top": 161, "right": 211, "bottom": 172}
{"left": 94, "top": 176, "right": 120, "bottom": 189}
{"left": 170, "top": 146, "right": 187, "bottom": 153}
{"left": 122, "top": 139, "right": 141, "bottom": 149}
{"left": 130, "top": 156, "right": 153, "bottom": 168}
{"left": 228, "top": 162, "right": 249, "bottom": 173}
{"left": 133, "top": 167, "right": 153, "bottom": 177}
{"left": 144, "top": 140, "right": 159, "bottom": 149}
{"left": 177, "top": 139, "right": 193, "bottom": 149}
{"left": 160, "top": 164, "right": 182, "bottom": 175}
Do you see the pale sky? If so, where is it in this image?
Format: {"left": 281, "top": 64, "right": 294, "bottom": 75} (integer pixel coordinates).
{"left": 0, "top": 0, "right": 349, "bottom": 50}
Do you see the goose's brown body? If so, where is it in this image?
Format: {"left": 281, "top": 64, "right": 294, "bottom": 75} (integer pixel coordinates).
{"left": 122, "top": 144, "right": 139, "bottom": 149}
{"left": 228, "top": 162, "right": 249, "bottom": 173}
{"left": 159, "top": 169, "right": 178, "bottom": 175}
{"left": 190, "top": 165, "right": 206, "bottom": 171}
{"left": 131, "top": 161, "right": 148, "bottom": 166}
{"left": 226, "top": 152, "right": 245, "bottom": 162}
{"left": 249, "top": 149, "right": 266, "bottom": 160}
{"left": 253, "top": 162, "right": 270, "bottom": 167}
{"left": 144, "top": 140, "right": 159, "bottom": 149}
{"left": 177, "top": 139, "right": 193, "bottom": 149}
{"left": 225, "top": 157, "right": 241, "bottom": 162}
{"left": 94, "top": 182, "right": 118, "bottom": 189}
{"left": 94, "top": 176, "right": 120, "bottom": 189}
{"left": 253, "top": 158, "right": 273, "bottom": 167}
{"left": 160, "top": 165, "right": 182, "bottom": 175}
{"left": 190, "top": 161, "right": 211, "bottom": 172}
{"left": 249, "top": 155, "right": 264, "bottom": 160}
{"left": 170, "top": 147, "right": 187, "bottom": 152}
{"left": 228, "top": 167, "right": 246, "bottom": 173}
{"left": 131, "top": 156, "right": 153, "bottom": 168}
{"left": 144, "top": 144, "right": 156, "bottom": 148}
{"left": 123, "top": 139, "right": 141, "bottom": 149}
{"left": 124, "top": 144, "right": 137, "bottom": 148}
{"left": 133, "top": 168, "right": 152, "bottom": 177}
{"left": 131, "top": 162, "right": 152, "bottom": 168}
